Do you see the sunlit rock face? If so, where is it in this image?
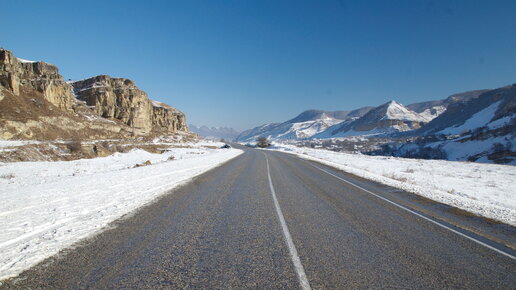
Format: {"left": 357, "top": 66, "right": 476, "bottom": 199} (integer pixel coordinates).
{"left": 72, "top": 75, "right": 187, "bottom": 135}
{"left": 0, "top": 48, "right": 75, "bottom": 110}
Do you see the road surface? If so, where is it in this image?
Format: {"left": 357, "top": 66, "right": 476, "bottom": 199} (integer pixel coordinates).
{"left": 3, "top": 146, "right": 515, "bottom": 288}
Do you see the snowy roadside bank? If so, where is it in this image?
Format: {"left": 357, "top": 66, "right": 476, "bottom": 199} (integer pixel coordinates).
{"left": 270, "top": 144, "right": 516, "bottom": 226}
{"left": 0, "top": 142, "right": 243, "bottom": 280}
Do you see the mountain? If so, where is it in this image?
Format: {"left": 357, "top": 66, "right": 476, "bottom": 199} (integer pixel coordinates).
{"left": 407, "top": 89, "right": 487, "bottom": 113}
{"left": 315, "top": 101, "right": 428, "bottom": 138}
{"left": 374, "top": 84, "right": 516, "bottom": 164}
{"left": 236, "top": 84, "right": 514, "bottom": 164}
{"left": 236, "top": 108, "right": 373, "bottom": 142}
{"left": 416, "top": 85, "right": 514, "bottom": 136}
{"left": 189, "top": 125, "right": 240, "bottom": 140}
{"left": 0, "top": 48, "right": 190, "bottom": 141}
{"left": 406, "top": 89, "right": 488, "bottom": 122}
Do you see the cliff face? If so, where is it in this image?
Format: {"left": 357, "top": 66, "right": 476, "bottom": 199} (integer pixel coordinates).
{"left": 0, "top": 48, "right": 190, "bottom": 141}
{"left": 151, "top": 101, "right": 188, "bottom": 132}
{"left": 0, "top": 49, "right": 75, "bottom": 110}
{"left": 72, "top": 75, "right": 188, "bottom": 135}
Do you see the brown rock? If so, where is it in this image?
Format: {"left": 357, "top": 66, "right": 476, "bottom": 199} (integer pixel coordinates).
{"left": 0, "top": 48, "right": 191, "bottom": 143}
{"left": 0, "top": 48, "right": 75, "bottom": 110}
{"left": 72, "top": 75, "right": 188, "bottom": 134}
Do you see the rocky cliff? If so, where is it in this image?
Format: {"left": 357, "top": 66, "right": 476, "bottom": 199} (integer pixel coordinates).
{"left": 0, "top": 49, "right": 75, "bottom": 110}
{"left": 0, "top": 48, "right": 189, "bottom": 141}
{"left": 71, "top": 75, "right": 187, "bottom": 135}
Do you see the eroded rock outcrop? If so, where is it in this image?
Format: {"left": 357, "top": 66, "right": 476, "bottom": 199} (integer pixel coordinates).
{"left": 0, "top": 48, "right": 190, "bottom": 142}
{"left": 72, "top": 75, "right": 188, "bottom": 135}
{"left": 0, "top": 49, "right": 75, "bottom": 110}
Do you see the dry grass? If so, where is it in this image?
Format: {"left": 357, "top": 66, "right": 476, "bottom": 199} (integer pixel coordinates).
{"left": 0, "top": 173, "right": 15, "bottom": 180}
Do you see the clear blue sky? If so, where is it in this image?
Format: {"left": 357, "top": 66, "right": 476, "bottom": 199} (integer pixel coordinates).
{"left": 2, "top": 0, "right": 515, "bottom": 131}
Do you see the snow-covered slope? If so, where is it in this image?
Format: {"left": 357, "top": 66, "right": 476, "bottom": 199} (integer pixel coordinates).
{"left": 418, "top": 106, "right": 447, "bottom": 122}
{"left": 381, "top": 84, "right": 516, "bottom": 164}
{"left": 381, "top": 101, "right": 427, "bottom": 122}
{"left": 419, "top": 84, "right": 516, "bottom": 136}
{"left": 317, "top": 101, "right": 428, "bottom": 138}
{"left": 405, "top": 89, "right": 488, "bottom": 124}
{"left": 236, "top": 108, "right": 372, "bottom": 142}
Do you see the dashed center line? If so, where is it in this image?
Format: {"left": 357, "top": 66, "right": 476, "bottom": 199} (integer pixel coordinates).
{"left": 265, "top": 154, "right": 311, "bottom": 290}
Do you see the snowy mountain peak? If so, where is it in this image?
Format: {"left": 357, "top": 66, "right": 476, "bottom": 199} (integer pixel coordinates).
{"left": 381, "top": 101, "right": 427, "bottom": 122}
{"left": 236, "top": 109, "right": 371, "bottom": 142}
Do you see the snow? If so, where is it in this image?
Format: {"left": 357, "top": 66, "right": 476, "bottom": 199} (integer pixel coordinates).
{"left": 438, "top": 101, "right": 501, "bottom": 135}
{"left": 151, "top": 100, "right": 169, "bottom": 108}
{"left": 0, "top": 143, "right": 242, "bottom": 279}
{"left": 269, "top": 144, "right": 516, "bottom": 226}
{"left": 439, "top": 136, "right": 512, "bottom": 161}
{"left": 0, "top": 140, "right": 41, "bottom": 148}
{"left": 383, "top": 101, "right": 427, "bottom": 122}
{"left": 238, "top": 118, "right": 343, "bottom": 142}
{"left": 74, "top": 82, "right": 106, "bottom": 92}
{"left": 16, "top": 58, "right": 36, "bottom": 63}
{"left": 488, "top": 114, "right": 514, "bottom": 129}
{"left": 328, "top": 127, "right": 399, "bottom": 138}
{"left": 418, "top": 106, "right": 447, "bottom": 122}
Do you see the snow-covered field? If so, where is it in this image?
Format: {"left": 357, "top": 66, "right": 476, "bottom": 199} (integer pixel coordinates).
{"left": 0, "top": 141, "right": 242, "bottom": 280}
{"left": 270, "top": 144, "right": 516, "bottom": 226}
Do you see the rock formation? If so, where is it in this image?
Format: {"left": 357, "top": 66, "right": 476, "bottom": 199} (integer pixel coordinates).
{"left": 0, "top": 49, "right": 75, "bottom": 110}
{"left": 0, "top": 48, "right": 190, "bottom": 141}
{"left": 71, "top": 75, "right": 187, "bottom": 135}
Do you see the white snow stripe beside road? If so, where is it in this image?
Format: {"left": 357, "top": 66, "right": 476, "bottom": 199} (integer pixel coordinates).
{"left": 265, "top": 154, "right": 311, "bottom": 290}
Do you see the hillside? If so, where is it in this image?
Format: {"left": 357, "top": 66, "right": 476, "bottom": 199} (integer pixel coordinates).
{"left": 382, "top": 84, "right": 516, "bottom": 164}
{"left": 239, "top": 84, "right": 515, "bottom": 164}
{"left": 236, "top": 107, "right": 373, "bottom": 142}
{"left": 0, "top": 48, "right": 194, "bottom": 161}
{"left": 316, "top": 101, "right": 428, "bottom": 138}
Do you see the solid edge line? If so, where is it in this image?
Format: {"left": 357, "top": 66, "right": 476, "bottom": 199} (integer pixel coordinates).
{"left": 265, "top": 155, "right": 312, "bottom": 290}
{"left": 310, "top": 163, "right": 516, "bottom": 260}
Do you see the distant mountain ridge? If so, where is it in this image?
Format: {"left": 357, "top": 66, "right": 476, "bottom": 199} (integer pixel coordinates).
{"left": 189, "top": 125, "right": 240, "bottom": 140}
{"left": 317, "top": 101, "right": 428, "bottom": 138}
{"left": 236, "top": 107, "right": 373, "bottom": 142}
{"left": 237, "top": 83, "right": 515, "bottom": 164}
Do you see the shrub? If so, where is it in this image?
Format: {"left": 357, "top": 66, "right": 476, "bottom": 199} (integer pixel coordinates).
{"left": 256, "top": 137, "right": 270, "bottom": 148}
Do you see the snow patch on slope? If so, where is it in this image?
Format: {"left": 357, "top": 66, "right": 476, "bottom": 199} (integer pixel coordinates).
{"left": 16, "top": 58, "right": 36, "bottom": 63}
{"left": 418, "top": 106, "right": 447, "bottom": 122}
{"left": 438, "top": 101, "right": 501, "bottom": 135}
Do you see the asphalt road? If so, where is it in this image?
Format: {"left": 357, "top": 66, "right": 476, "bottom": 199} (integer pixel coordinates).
{"left": 3, "top": 146, "right": 515, "bottom": 289}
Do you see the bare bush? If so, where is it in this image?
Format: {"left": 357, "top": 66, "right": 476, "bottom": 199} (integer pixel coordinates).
{"left": 67, "top": 139, "right": 82, "bottom": 153}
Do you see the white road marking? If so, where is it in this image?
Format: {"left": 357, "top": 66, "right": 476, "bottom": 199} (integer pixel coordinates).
{"left": 310, "top": 163, "right": 516, "bottom": 260}
{"left": 265, "top": 155, "right": 311, "bottom": 290}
